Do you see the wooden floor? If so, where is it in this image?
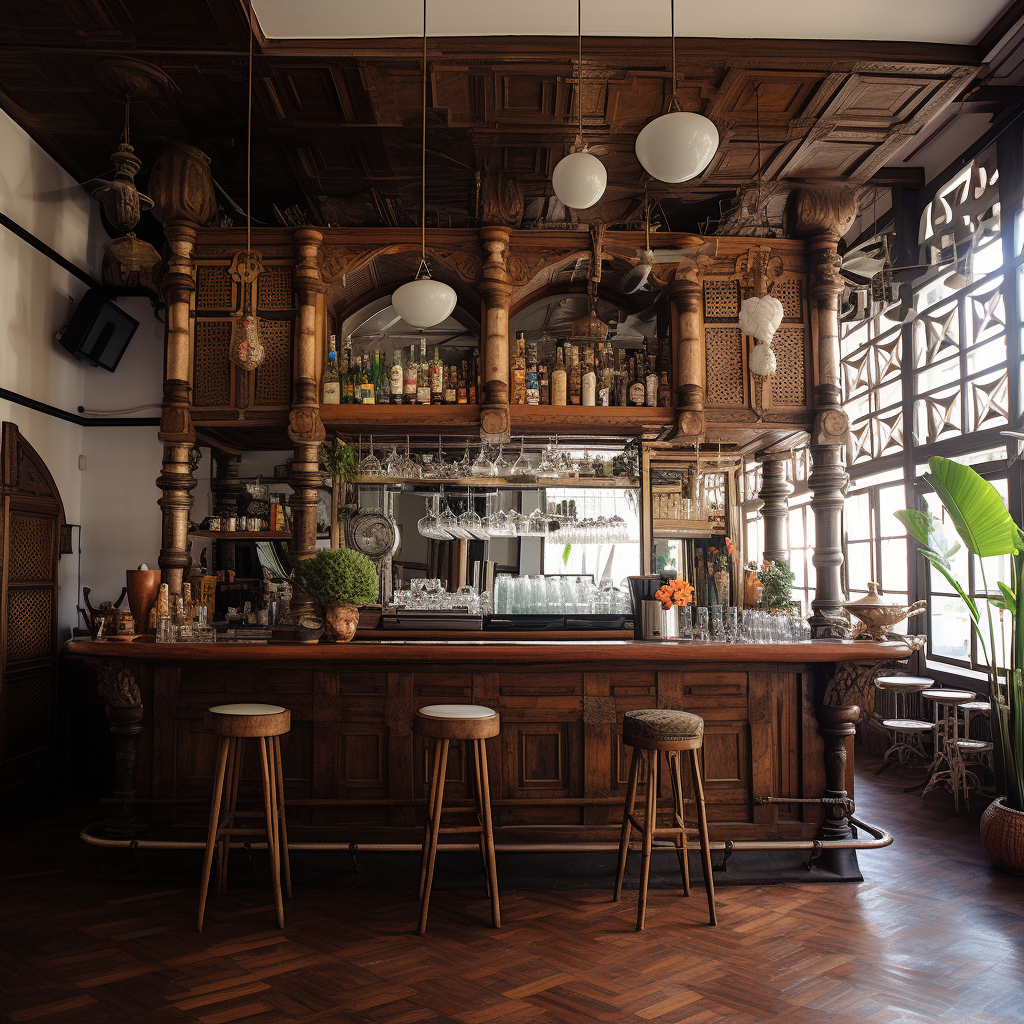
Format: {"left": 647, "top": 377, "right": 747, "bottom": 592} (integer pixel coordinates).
{"left": 2, "top": 753, "right": 1023, "bottom": 1024}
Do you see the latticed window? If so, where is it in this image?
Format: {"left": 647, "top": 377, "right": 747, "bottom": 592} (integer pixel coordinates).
{"left": 841, "top": 314, "right": 904, "bottom": 465}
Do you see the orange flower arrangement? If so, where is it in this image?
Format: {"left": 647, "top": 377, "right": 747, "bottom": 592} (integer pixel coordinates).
{"left": 655, "top": 578, "right": 694, "bottom": 610}
{"left": 725, "top": 537, "right": 735, "bottom": 557}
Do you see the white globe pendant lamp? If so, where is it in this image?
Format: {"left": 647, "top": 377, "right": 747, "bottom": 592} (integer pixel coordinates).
{"left": 636, "top": 1, "right": 719, "bottom": 184}
{"left": 390, "top": 0, "right": 457, "bottom": 330}
{"left": 550, "top": 0, "right": 607, "bottom": 211}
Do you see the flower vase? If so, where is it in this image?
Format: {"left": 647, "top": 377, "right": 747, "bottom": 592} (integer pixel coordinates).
{"left": 714, "top": 569, "right": 730, "bottom": 607}
{"left": 662, "top": 604, "right": 679, "bottom": 639}
{"left": 324, "top": 603, "right": 360, "bottom": 642}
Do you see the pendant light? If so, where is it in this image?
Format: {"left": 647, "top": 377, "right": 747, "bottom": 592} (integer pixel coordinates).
{"left": 229, "top": 0, "right": 266, "bottom": 372}
{"left": 551, "top": 0, "right": 607, "bottom": 210}
{"left": 635, "top": 0, "right": 719, "bottom": 184}
{"left": 391, "top": 0, "right": 457, "bottom": 330}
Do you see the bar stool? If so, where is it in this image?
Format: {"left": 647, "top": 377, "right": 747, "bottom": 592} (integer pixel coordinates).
{"left": 920, "top": 689, "right": 975, "bottom": 810}
{"left": 956, "top": 700, "right": 994, "bottom": 809}
{"left": 197, "top": 703, "right": 292, "bottom": 932}
{"left": 873, "top": 675, "right": 934, "bottom": 774}
{"left": 414, "top": 704, "right": 500, "bottom": 934}
{"left": 613, "top": 709, "right": 717, "bottom": 931}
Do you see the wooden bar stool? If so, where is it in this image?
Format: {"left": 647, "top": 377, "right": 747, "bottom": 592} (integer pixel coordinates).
{"left": 197, "top": 703, "right": 292, "bottom": 932}
{"left": 613, "top": 709, "right": 717, "bottom": 931}
{"left": 414, "top": 704, "right": 500, "bottom": 934}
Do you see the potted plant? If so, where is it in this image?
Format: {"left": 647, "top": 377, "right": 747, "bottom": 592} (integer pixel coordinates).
{"left": 319, "top": 439, "right": 357, "bottom": 487}
{"left": 757, "top": 560, "right": 795, "bottom": 611}
{"left": 291, "top": 547, "right": 379, "bottom": 642}
{"left": 896, "top": 456, "right": 1024, "bottom": 873}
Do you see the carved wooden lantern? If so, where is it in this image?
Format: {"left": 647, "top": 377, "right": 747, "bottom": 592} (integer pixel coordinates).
{"left": 228, "top": 249, "right": 266, "bottom": 371}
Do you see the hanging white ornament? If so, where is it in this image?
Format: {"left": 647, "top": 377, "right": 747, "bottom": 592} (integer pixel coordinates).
{"left": 749, "top": 342, "right": 777, "bottom": 377}
{"left": 738, "top": 294, "right": 784, "bottom": 345}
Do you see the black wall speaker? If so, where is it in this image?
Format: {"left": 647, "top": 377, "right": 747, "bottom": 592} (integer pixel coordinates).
{"left": 58, "top": 290, "right": 139, "bottom": 372}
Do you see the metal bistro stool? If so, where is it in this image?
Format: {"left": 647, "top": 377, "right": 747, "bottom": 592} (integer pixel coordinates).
{"left": 613, "top": 709, "right": 717, "bottom": 931}
{"left": 919, "top": 689, "right": 976, "bottom": 810}
{"left": 197, "top": 703, "right": 292, "bottom": 932}
{"left": 955, "top": 700, "right": 994, "bottom": 809}
{"left": 873, "top": 675, "right": 934, "bottom": 774}
{"left": 414, "top": 705, "right": 500, "bottom": 935}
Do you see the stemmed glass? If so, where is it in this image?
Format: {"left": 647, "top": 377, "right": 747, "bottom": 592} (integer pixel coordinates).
{"left": 493, "top": 444, "right": 512, "bottom": 477}
{"left": 470, "top": 447, "right": 496, "bottom": 477}
{"left": 536, "top": 442, "right": 559, "bottom": 480}
{"left": 511, "top": 438, "right": 532, "bottom": 478}
{"left": 359, "top": 435, "right": 382, "bottom": 477}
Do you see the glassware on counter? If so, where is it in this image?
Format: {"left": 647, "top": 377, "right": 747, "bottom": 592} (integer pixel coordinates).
{"left": 696, "top": 606, "right": 710, "bottom": 642}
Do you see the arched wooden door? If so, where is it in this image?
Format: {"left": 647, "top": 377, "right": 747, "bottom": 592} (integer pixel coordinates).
{"left": 0, "top": 423, "right": 66, "bottom": 812}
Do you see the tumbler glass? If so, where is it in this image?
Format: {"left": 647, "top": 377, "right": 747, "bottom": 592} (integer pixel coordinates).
{"left": 710, "top": 605, "right": 724, "bottom": 641}
{"left": 679, "top": 605, "right": 693, "bottom": 640}
{"left": 696, "top": 606, "right": 710, "bottom": 642}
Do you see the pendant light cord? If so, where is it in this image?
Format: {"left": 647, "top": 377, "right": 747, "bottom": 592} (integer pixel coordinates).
{"left": 420, "top": 0, "right": 428, "bottom": 273}
{"left": 669, "top": 0, "right": 678, "bottom": 112}
{"left": 246, "top": 0, "right": 254, "bottom": 255}
{"left": 577, "top": 0, "right": 583, "bottom": 146}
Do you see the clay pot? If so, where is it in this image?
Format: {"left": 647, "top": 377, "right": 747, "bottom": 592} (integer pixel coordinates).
{"left": 125, "top": 569, "right": 162, "bottom": 633}
{"left": 324, "top": 603, "right": 360, "bottom": 642}
{"left": 980, "top": 797, "right": 1024, "bottom": 875}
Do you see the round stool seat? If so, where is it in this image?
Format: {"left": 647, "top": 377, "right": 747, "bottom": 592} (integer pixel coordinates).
{"left": 957, "top": 738, "right": 994, "bottom": 753}
{"left": 961, "top": 701, "right": 991, "bottom": 713}
{"left": 921, "top": 689, "right": 976, "bottom": 704}
{"left": 881, "top": 718, "right": 933, "bottom": 732}
{"left": 875, "top": 676, "right": 934, "bottom": 692}
{"left": 415, "top": 704, "right": 499, "bottom": 740}
{"left": 205, "top": 703, "right": 291, "bottom": 738}
{"left": 623, "top": 709, "right": 704, "bottom": 749}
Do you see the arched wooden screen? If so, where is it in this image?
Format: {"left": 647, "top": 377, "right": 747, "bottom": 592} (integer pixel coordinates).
{"left": 0, "top": 423, "right": 66, "bottom": 811}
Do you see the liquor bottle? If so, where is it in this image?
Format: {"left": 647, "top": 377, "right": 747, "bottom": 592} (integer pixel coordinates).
{"left": 349, "top": 355, "right": 360, "bottom": 404}
{"left": 582, "top": 344, "right": 597, "bottom": 406}
{"left": 627, "top": 355, "right": 645, "bottom": 407}
{"left": 390, "top": 347, "right": 404, "bottom": 403}
{"left": 568, "top": 344, "right": 582, "bottom": 405}
{"left": 511, "top": 331, "right": 527, "bottom": 404}
{"left": 342, "top": 337, "right": 353, "bottom": 385}
{"left": 416, "top": 341, "right": 431, "bottom": 404}
{"left": 539, "top": 361, "right": 550, "bottom": 405}
{"left": 341, "top": 345, "right": 354, "bottom": 403}
{"left": 403, "top": 344, "right": 417, "bottom": 404}
{"left": 361, "top": 355, "right": 375, "bottom": 404}
{"left": 375, "top": 350, "right": 390, "bottom": 404}
{"left": 551, "top": 344, "right": 567, "bottom": 406}
{"left": 456, "top": 361, "right": 468, "bottom": 404}
{"left": 468, "top": 356, "right": 477, "bottom": 405}
{"left": 525, "top": 340, "right": 540, "bottom": 405}
{"left": 322, "top": 335, "right": 340, "bottom": 404}
{"left": 444, "top": 364, "right": 457, "bottom": 404}
{"left": 613, "top": 349, "right": 627, "bottom": 406}
{"left": 645, "top": 352, "right": 659, "bottom": 407}
{"left": 430, "top": 346, "right": 444, "bottom": 403}
{"left": 597, "top": 344, "right": 611, "bottom": 406}
{"left": 658, "top": 370, "right": 672, "bottom": 407}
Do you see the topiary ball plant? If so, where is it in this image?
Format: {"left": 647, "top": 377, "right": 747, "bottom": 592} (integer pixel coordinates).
{"left": 292, "top": 548, "right": 379, "bottom": 642}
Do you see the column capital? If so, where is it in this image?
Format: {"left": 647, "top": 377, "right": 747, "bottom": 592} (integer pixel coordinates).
{"left": 783, "top": 186, "right": 857, "bottom": 242}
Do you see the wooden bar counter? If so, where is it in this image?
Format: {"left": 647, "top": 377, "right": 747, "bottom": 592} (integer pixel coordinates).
{"left": 67, "top": 637, "right": 906, "bottom": 863}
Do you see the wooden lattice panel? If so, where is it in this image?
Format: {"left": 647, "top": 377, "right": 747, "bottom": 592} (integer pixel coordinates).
{"left": 6, "top": 515, "right": 52, "bottom": 582}
{"left": 258, "top": 266, "right": 294, "bottom": 310}
{"left": 704, "top": 326, "right": 746, "bottom": 406}
{"left": 195, "top": 266, "right": 233, "bottom": 310}
{"left": 774, "top": 278, "right": 804, "bottom": 321}
{"left": 703, "top": 279, "right": 740, "bottom": 321}
{"left": 6, "top": 588, "right": 52, "bottom": 662}
{"left": 193, "top": 321, "right": 233, "bottom": 407}
{"left": 254, "top": 320, "right": 294, "bottom": 406}
{"left": 3, "top": 673, "right": 50, "bottom": 759}
{"left": 770, "top": 326, "right": 807, "bottom": 406}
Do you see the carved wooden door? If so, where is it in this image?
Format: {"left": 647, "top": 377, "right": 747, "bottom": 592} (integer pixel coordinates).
{"left": 0, "top": 423, "right": 66, "bottom": 812}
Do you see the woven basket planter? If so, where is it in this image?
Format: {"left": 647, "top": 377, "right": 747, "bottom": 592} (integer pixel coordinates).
{"left": 980, "top": 798, "right": 1024, "bottom": 875}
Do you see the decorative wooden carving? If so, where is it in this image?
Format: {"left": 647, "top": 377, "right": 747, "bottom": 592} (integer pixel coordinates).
{"left": 478, "top": 225, "right": 513, "bottom": 442}
{"left": 148, "top": 144, "right": 217, "bottom": 227}
{"left": 480, "top": 170, "right": 524, "bottom": 228}
{"left": 667, "top": 260, "right": 705, "bottom": 440}
{"left": 815, "top": 704, "right": 860, "bottom": 841}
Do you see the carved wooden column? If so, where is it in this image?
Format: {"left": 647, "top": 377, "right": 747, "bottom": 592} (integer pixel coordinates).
{"left": 479, "top": 226, "right": 512, "bottom": 442}
{"left": 816, "top": 705, "right": 860, "bottom": 840}
{"left": 784, "top": 187, "right": 856, "bottom": 636}
{"left": 667, "top": 260, "right": 704, "bottom": 440}
{"left": 758, "top": 454, "right": 792, "bottom": 564}
{"left": 150, "top": 145, "right": 217, "bottom": 595}
{"left": 289, "top": 227, "right": 327, "bottom": 615}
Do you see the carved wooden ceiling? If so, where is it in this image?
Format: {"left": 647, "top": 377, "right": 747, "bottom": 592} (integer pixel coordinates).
{"left": 0, "top": 0, "right": 1006, "bottom": 237}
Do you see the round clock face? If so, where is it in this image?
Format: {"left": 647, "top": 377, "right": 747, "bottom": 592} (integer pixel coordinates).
{"left": 352, "top": 512, "right": 396, "bottom": 559}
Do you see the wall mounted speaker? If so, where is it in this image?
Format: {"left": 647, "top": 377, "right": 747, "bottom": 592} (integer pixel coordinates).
{"left": 57, "top": 290, "right": 139, "bottom": 372}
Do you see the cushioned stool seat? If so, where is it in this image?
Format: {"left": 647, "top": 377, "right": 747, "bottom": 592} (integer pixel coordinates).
{"left": 622, "top": 709, "right": 704, "bottom": 747}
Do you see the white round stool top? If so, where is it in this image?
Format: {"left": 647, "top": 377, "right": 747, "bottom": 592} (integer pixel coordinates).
{"left": 961, "top": 701, "right": 992, "bottom": 713}
{"left": 418, "top": 704, "right": 495, "bottom": 720}
{"left": 957, "top": 738, "right": 994, "bottom": 752}
{"left": 921, "top": 689, "right": 975, "bottom": 703}
{"left": 875, "top": 676, "right": 934, "bottom": 691}
{"left": 209, "top": 703, "right": 287, "bottom": 716}
{"left": 881, "top": 718, "right": 933, "bottom": 731}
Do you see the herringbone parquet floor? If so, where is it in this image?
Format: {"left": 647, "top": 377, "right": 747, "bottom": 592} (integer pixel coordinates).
{"left": 2, "top": 755, "right": 1023, "bottom": 1024}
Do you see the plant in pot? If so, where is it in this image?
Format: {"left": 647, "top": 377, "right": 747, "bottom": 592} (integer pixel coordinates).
{"left": 291, "top": 547, "right": 379, "bottom": 642}
{"left": 896, "top": 456, "right": 1024, "bottom": 873}
{"left": 757, "top": 560, "right": 795, "bottom": 611}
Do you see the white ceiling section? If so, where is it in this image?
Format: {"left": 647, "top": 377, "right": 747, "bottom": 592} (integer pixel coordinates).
{"left": 252, "top": 0, "right": 1011, "bottom": 45}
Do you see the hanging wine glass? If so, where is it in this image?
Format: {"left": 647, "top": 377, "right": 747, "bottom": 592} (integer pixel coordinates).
{"left": 360, "top": 435, "right": 382, "bottom": 476}
{"left": 536, "top": 443, "right": 559, "bottom": 480}
{"left": 511, "top": 437, "right": 532, "bottom": 478}
{"left": 470, "top": 447, "right": 496, "bottom": 477}
{"left": 458, "top": 491, "right": 489, "bottom": 540}
{"left": 384, "top": 445, "right": 402, "bottom": 478}
{"left": 456, "top": 445, "right": 473, "bottom": 478}
{"left": 493, "top": 444, "right": 512, "bottom": 477}
{"left": 418, "top": 495, "right": 443, "bottom": 539}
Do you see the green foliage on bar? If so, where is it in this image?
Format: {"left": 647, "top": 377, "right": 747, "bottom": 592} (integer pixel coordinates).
{"left": 292, "top": 547, "right": 379, "bottom": 607}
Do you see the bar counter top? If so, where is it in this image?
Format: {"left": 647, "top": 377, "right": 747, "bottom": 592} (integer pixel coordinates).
{"left": 65, "top": 637, "right": 906, "bottom": 665}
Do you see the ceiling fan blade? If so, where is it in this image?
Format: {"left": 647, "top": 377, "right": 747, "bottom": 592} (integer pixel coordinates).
{"left": 842, "top": 254, "right": 889, "bottom": 278}
{"left": 619, "top": 263, "right": 653, "bottom": 295}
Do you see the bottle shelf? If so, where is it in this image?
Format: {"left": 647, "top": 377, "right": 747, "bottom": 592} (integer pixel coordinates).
{"left": 320, "top": 404, "right": 481, "bottom": 433}
{"left": 190, "top": 530, "right": 292, "bottom": 540}
{"left": 510, "top": 405, "right": 676, "bottom": 436}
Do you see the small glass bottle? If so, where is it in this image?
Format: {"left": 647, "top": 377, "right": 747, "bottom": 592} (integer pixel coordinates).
{"left": 551, "top": 345, "right": 567, "bottom": 406}
{"left": 444, "top": 364, "right": 457, "bottom": 404}
{"left": 568, "top": 344, "right": 582, "bottom": 405}
{"left": 390, "top": 346, "right": 404, "bottom": 403}
{"left": 416, "top": 341, "right": 431, "bottom": 404}
{"left": 322, "top": 335, "right": 340, "bottom": 404}
{"left": 430, "top": 346, "right": 444, "bottom": 403}
{"left": 581, "top": 344, "right": 597, "bottom": 406}
{"left": 403, "top": 344, "right": 418, "bottom": 404}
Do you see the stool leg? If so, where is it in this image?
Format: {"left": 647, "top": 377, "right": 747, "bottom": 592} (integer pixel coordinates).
{"left": 471, "top": 739, "right": 491, "bottom": 899}
{"left": 614, "top": 745, "right": 641, "bottom": 903}
{"left": 418, "top": 738, "right": 443, "bottom": 901}
{"left": 418, "top": 738, "right": 449, "bottom": 935}
{"left": 477, "top": 737, "right": 500, "bottom": 929}
{"left": 218, "top": 738, "right": 244, "bottom": 899}
{"left": 258, "top": 736, "right": 285, "bottom": 929}
{"left": 669, "top": 751, "right": 690, "bottom": 896}
{"left": 689, "top": 747, "right": 717, "bottom": 926}
{"left": 636, "top": 750, "right": 658, "bottom": 932}
{"left": 198, "top": 736, "right": 231, "bottom": 932}
{"left": 273, "top": 735, "right": 292, "bottom": 899}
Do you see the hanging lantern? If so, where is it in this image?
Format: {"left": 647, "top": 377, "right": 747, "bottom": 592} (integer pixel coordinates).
{"left": 738, "top": 294, "right": 784, "bottom": 345}
{"left": 552, "top": 147, "right": 607, "bottom": 210}
{"left": 749, "top": 343, "right": 777, "bottom": 377}
{"left": 103, "top": 232, "right": 161, "bottom": 272}
{"left": 392, "top": 263, "right": 457, "bottom": 329}
{"left": 229, "top": 249, "right": 266, "bottom": 371}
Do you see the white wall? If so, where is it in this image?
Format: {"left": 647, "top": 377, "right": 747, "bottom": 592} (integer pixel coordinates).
{"left": 0, "top": 109, "right": 165, "bottom": 638}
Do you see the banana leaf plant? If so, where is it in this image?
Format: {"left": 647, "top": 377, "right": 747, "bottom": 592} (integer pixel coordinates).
{"left": 895, "top": 455, "right": 1024, "bottom": 812}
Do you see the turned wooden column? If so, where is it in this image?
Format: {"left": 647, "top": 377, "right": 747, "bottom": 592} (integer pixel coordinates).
{"left": 289, "top": 227, "right": 327, "bottom": 615}
{"left": 667, "top": 260, "right": 704, "bottom": 439}
{"left": 758, "top": 455, "right": 792, "bottom": 564}
{"left": 816, "top": 705, "right": 861, "bottom": 840}
{"left": 784, "top": 187, "right": 856, "bottom": 636}
{"left": 478, "top": 225, "right": 512, "bottom": 442}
